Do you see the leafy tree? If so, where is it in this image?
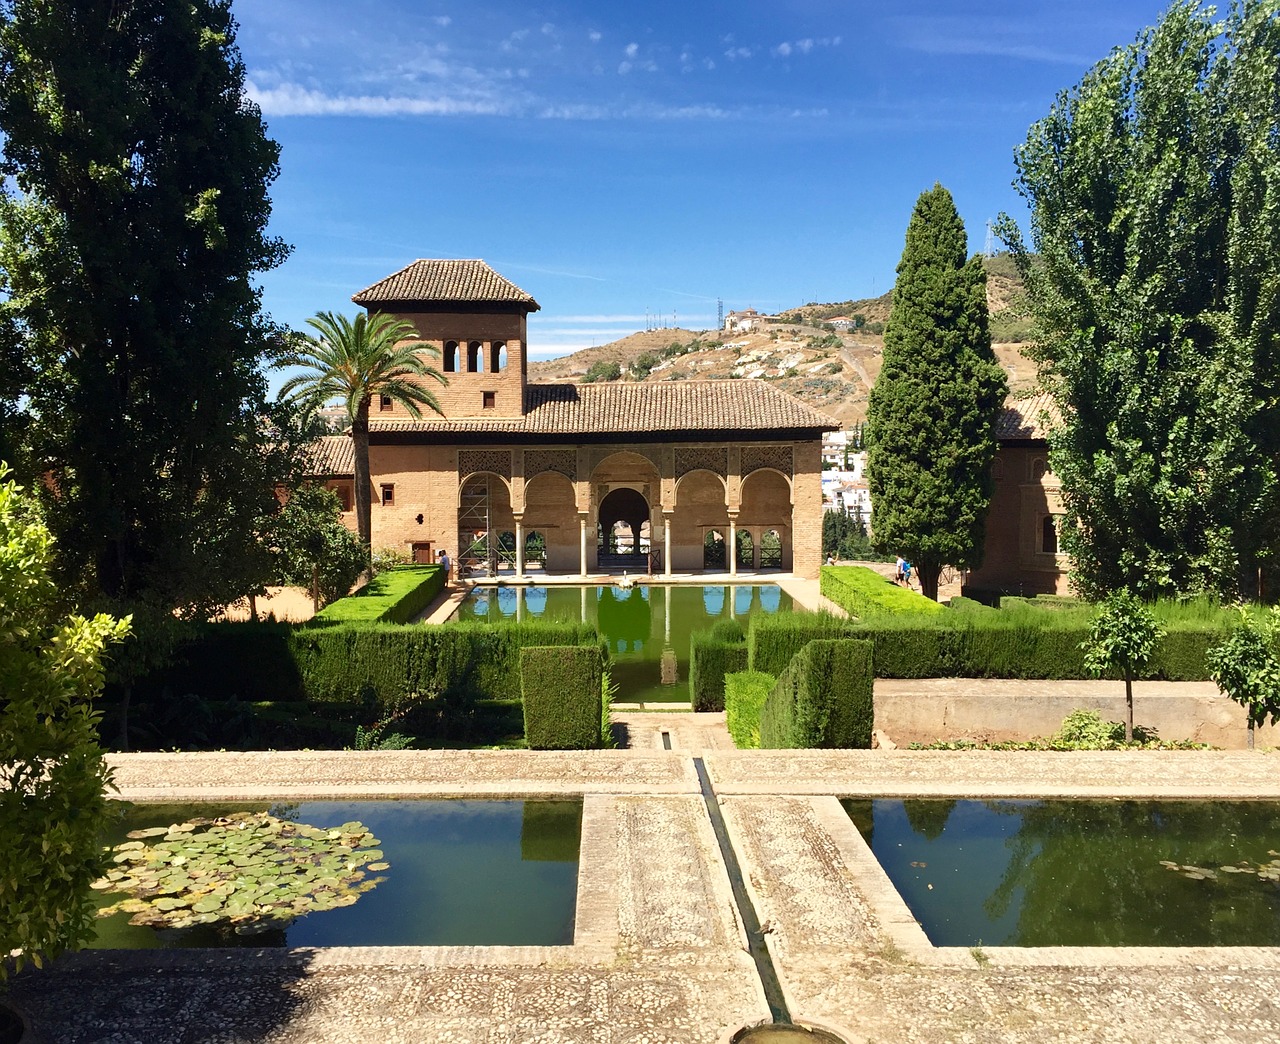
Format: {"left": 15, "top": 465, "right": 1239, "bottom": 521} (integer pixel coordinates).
{"left": 276, "top": 311, "right": 446, "bottom": 560}
{"left": 1207, "top": 607, "right": 1280, "bottom": 748}
{"left": 0, "top": 0, "right": 292, "bottom": 619}
{"left": 0, "top": 465, "right": 130, "bottom": 979}
{"left": 997, "top": 0, "right": 1280, "bottom": 600}
{"left": 1081, "top": 589, "right": 1164, "bottom": 742}
{"left": 270, "top": 483, "right": 366, "bottom": 610}
{"left": 582, "top": 360, "right": 622, "bottom": 383}
{"left": 866, "top": 184, "right": 1007, "bottom": 600}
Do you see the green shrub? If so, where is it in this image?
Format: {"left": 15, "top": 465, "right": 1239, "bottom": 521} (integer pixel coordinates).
{"left": 947, "top": 596, "right": 995, "bottom": 613}
{"left": 710, "top": 618, "right": 746, "bottom": 643}
{"left": 845, "top": 613, "right": 1225, "bottom": 680}
{"left": 131, "top": 619, "right": 601, "bottom": 745}
{"left": 759, "top": 639, "right": 874, "bottom": 749}
{"left": 725, "top": 671, "right": 776, "bottom": 749}
{"left": 521, "top": 646, "right": 605, "bottom": 750}
{"left": 690, "top": 631, "right": 749, "bottom": 712}
{"left": 748, "top": 611, "right": 862, "bottom": 676}
{"left": 821, "top": 565, "right": 945, "bottom": 617}
{"left": 311, "top": 565, "right": 445, "bottom": 625}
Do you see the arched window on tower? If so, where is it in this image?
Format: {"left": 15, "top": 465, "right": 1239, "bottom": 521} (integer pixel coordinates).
{"left": 467, "top": 341, "right": 482, "bottom": 373}
{"left": 491, "top": 341, "right": 507, "bottom": 372}
{"left": 1041, "top": 514, "right": 1059, "bottom": 554}
{"left": 443, "top": 341, "right": 458, "bottom": 373}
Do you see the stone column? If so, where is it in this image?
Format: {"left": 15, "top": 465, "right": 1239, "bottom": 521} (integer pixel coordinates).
{"left": 514, "top": 516, "right": 524, "bottom": 579}
{"left": 664, "top": 511, "right": 673, "bottom": 578}
{"left": 728, "top": 514, "right": 738, "bottom": 577}
{"left": 579, "top": 512, "right": 589, "bottom": 577}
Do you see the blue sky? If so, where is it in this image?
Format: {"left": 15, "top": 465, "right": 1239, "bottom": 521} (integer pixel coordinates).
{"left": 235, "top": 0, "right": 1174, "bottom": 362}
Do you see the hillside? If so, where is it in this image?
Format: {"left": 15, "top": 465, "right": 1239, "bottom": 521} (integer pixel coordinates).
{"left": 528, "top": 255, "right": 1037, "bottom": 427}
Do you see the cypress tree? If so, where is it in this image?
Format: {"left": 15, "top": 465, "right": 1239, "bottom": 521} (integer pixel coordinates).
{"left": 866, "top": 184, "right": 1007, "bottom": 601}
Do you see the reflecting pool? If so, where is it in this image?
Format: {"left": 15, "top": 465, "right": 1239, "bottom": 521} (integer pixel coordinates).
{"left": 844, "top": 798, "right": 1280, "bottom": 947}
{"left": 454, "top": 584, "right": 793, "bottom": 703}
{"left": 92, "top": 799, "right": 581, "bottom": 949}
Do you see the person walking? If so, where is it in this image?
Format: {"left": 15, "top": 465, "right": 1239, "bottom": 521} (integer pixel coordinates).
{"left": 894, "top": 555, "right": 905, "bottom": 584}
{"left": 439, "top": 549, "right": 451, "bottom": 584}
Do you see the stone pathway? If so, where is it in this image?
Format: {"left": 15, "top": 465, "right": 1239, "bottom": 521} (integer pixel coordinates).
{"left": 11, "top": 748, "right": 1280, "bottom": 1043}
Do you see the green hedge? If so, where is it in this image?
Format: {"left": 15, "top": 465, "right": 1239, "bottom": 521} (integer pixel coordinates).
{"left": 521, "top": 646, "right": 605, "bottom": 750}
{"left": 725, "top": 671, "right": 775, "bottom": 749}
{"left": 690, "top": 632, "right": 748, "bottom": 712}
{"left": 821, "top": 565, "right": 945, "bottom": 617}
{"left": 137, "top": 619, "right": 603, "bottom": 741}
{"left": 748, "top": 612, "right": 863, "bottom": 677}
{"left": 312, "top": 565, "right": 445, "bottom": 624}
{"left": 843, "top": 615, "right": 1226, "bottom": 680}
{"left": 759, "top": 639, "right": 874, "bottom": 749}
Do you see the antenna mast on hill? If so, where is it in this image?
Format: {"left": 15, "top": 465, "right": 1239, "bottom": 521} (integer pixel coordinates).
{"left": 717, "top": 298, "right": 723, "bottom": 330}
{"left": 984, "top": 220, "right": 995, "bottom": 258}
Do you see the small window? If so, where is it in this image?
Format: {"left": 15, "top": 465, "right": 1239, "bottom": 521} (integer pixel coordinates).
{"left": 482, "top": 391, "right": 496, "bottom": 410}
{"left": 1042, "top": 514, "right": 1059, "bottom": 554}
{"left": 380, "top": 484, "right": 395, "bottom": 506}
{"left": 467, "top": 341, "right": 482, "bottom": 373}
{"left": 334, "top": 483, "right": 352, "bottom": 512}
{"left": 379, "top": 393, "right": 393, "bottom": 412}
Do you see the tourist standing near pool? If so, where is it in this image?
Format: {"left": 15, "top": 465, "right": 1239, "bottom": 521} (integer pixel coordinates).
{"left": 439, "top": 549, "right": 451, "bottom": 584}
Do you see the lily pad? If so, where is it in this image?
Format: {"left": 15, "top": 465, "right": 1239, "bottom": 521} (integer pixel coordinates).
{"left": 94, "top": 811, "right": 389, "bottom": 934}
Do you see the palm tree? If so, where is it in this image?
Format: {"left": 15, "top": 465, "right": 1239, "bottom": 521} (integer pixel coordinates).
{"left": 276, "top": 311, "right": 446, "bottom": 559}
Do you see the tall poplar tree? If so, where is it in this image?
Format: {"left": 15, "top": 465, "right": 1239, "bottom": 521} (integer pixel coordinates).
{"left": 867, "top": 184, "right": 1007, "bottom": 601}
{"left": 997, "top": 0, "right": 1280, "bottom": 601}
{"left": 0, "top": 0, "right": 290, "bottom": 617}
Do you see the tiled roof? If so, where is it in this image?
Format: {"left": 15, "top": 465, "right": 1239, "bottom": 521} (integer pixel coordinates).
{"left": 352, "top": 259, "right": 540, "bottom": 310}
{"left": 305, "top": 434, "right": 355, "bottom": 477}
{"left": 995, "top": 392, "right": 1060, "bottom": 441}
{"left": 370, "top": 380, "right": 835, "bottom": 437}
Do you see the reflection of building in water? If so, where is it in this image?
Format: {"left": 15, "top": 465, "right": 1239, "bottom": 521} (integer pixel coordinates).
{"left": 702, "top": 586, "right": 726, "bottom": 615}
{"left": 660, "top": 648, "right": 679, "bottom": 686}
{"left": 596, "top": 586, "right": 652, "bottom": 653}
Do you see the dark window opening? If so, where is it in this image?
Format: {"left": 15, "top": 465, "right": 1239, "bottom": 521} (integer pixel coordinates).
{"left": 380, "top": 484, "right": 395, "bottom": 506}
{"left": 379, "top": 393, "right": 393, "bottom": 411}
{"left": 482, "top": 391, "right": 496, "bottom": 409}
{"left": 1042, "top": 514, "right": 1059, "bottom": 554}
{"left": 491, "top": 342, "right": 506, "bottom": 371}
{"left": 444, "top": 341, "right": 458, "bottom": 373}
{"left": 467, "top": 340, "right": 482, "bottom": 372}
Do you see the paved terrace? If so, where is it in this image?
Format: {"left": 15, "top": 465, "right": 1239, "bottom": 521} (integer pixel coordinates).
{"left": 12, "top": 747, "right": 1280, "bottom": 1043}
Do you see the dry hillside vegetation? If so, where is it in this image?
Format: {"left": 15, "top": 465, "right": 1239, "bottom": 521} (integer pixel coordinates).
{"left": 528, "top": 256, "right": 1037, "bottom": 426}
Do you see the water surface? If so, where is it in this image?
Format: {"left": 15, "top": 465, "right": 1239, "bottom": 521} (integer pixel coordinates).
{"left": 845, "top": 798, "right": 1280, "bottom": 947}
{"left": 92, "top": 799, "right": 581, "bottom": 949}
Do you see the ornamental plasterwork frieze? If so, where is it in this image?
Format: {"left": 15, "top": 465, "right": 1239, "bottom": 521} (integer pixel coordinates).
{"left": 524, "top": 449, "right": 576, "bottom": 481}
{"left": 741, "top": 445, "right": 793, "bottom": 477}
{"left": 675, "top": 446, "right": 728, "bottom": 479}
{"left": 458, "top": 449, "right": 512, "bottom": 480}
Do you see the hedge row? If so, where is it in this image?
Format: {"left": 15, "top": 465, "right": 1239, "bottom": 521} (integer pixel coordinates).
{"left": 689, "top": 632, "right": 748, "bottom": 712}
{"left": 312, "top": 565, "right": 445, "bottom": 625}
{"left": 138, "top": 620, "right": 604, "bottom": 739}
{"left": 725, "top": 671, "right": 776, "bottom": 750}
{"left": 820, "top": 565, "right": 945, "bottom": 618}
{"left": 521, "top": 646, "right": 605, "bottom": 750}
{"left": 759, "top": 639, "right": 874, "bottom": 749}
{"left": 843, "top": 616, "right": 1224, "bottom": 680}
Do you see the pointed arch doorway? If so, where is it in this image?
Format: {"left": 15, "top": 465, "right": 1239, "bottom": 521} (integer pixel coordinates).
{"left": 597, "top": 487, "right": 650, "bottom": 573}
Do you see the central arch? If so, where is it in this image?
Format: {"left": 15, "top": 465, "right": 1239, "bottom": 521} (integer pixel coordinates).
{"left": 598, "top": 487, "right": 650, "bottom": 572}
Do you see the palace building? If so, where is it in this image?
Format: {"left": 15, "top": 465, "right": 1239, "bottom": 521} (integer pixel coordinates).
{"left": 309, "top": 259, "right": 834, "bottom": 579}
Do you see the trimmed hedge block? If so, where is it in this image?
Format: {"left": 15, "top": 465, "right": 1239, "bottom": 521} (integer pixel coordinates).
{"left": 690, "top": 632, "right": 749, "bottom": 712}
{"left": 725, "top": 671, "right": 776, "bottom": 750}
{"left": 760, "top": 638, "right": 874, "bottom": 749}
{"left": 521, "top": 645, "right": 605, "bottom": 750}
{"left": 312, "top": 565, "right": 445, "bottom": 625}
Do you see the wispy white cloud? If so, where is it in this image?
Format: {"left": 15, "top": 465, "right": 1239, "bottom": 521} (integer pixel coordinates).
{"left": 896, "top": 19, "right": 1089, "bottom": 66}
{"left": 246, "top": 80, "right": 511, "bottom": 117}
{"left": 432, "top": 16, "right": 451, "bottom": 27}
{"left": 724, "top": 46, "right": 754, "bottom": 61}
{"left": 588, "top": 29, "right": 602, "bottom": 44}
{"left": 773, "top": 37, "right": 841, "bottom": 58}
